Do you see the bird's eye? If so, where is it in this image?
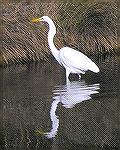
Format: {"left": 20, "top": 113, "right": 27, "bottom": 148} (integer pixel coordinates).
{"left": 41, "top": 17, "right": 44, "bottom": 21}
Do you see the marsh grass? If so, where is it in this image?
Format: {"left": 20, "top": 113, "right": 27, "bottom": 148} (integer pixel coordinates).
{"left": 58, "top": 2, "right": 117, "bottom": 54}
{"left": 2, "top": 2, "right": 49, "bottom": 65}
{"left": 1, "top": 0, "right": 118, "bottom": 65}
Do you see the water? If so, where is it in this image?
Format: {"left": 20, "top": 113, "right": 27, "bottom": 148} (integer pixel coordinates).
{"left": 0, "top": 55, "right": 120, "bottom": 150}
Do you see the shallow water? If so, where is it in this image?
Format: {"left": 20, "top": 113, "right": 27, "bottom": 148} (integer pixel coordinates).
{"left": 0, "top": 55, "right": 120, "bottom": 150}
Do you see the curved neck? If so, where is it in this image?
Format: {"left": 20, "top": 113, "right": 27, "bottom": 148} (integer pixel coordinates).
{"left": 47, "top": 19, "right": 60, "bottom": 63}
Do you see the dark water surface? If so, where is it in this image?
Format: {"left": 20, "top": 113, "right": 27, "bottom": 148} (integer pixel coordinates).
{"left": 0, "top": 55, "right": 120, "bottom": 150}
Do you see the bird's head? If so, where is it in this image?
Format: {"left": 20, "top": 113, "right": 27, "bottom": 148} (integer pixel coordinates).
{"left": 31, "top": 15, "right": 56, "bottom": 38}
{"left": 31, "top": 16, "right": 50, "bottom": 23}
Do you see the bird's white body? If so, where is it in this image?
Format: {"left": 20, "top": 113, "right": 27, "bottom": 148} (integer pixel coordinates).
{"left": 59, "top": 47, "right": 99, "bottom": 78}
{"left": 32, "top": 16, "right": 99, "bottom": 82}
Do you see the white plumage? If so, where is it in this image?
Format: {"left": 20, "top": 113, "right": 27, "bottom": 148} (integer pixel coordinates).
{"left": 32, "top": 16, "right": 99, "bottom": 82}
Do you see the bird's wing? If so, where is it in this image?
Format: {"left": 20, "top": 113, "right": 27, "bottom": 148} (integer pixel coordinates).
{"left": 59, "top": 47, "right": 99, "bottom": 73}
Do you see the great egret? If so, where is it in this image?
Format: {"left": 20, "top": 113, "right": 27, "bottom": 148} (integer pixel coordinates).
{"left": 32, "top": 16, "right": 99, "bottom": 82}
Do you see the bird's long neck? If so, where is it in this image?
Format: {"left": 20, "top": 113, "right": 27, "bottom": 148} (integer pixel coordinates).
{"left": 47, "top": 19, "right": 60, "bottom": 63}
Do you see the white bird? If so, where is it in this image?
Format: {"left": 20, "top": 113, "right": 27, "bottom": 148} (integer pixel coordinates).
{"left": 32, "top": 16, "right": 99, "bottom": 82}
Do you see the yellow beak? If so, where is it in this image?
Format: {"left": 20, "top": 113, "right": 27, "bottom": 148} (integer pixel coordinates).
{"left": 31, "top": 18, "right": 42, "bottom": 23}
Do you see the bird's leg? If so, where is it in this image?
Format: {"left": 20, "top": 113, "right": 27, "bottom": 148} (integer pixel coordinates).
{"left": 78, "top": 74, "right": 81, "bottom": 80}
{"left": 66, "top": 78, "right": 70, "bottom": 85}
{"left": 66, "top": 70, "right": 70, "bottom": 79}
{"left": 66, "top": 70, "right": 70, "bottom": 84}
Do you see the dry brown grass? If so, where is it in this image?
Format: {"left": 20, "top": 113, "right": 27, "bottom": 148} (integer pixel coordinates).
{"left": 1, "top": 2, "right": 49, "bottom": 65}
{"left": 58, "top": 2, "right": 117, "bottom": 54}
{"left": 1, "top": 0, "right": 118, "bottom": 66}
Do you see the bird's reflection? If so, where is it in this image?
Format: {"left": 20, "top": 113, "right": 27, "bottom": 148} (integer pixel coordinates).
{"left": 45, "top": 80, "right": 100, "bottom": 138}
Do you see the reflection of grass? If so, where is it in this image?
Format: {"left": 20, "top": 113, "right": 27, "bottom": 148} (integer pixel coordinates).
{"left": 0, "top": 123, "right": 5, "bottom": 150}
{"left": 69, "top": 144, "right": 119, "bottom": 150}
{"left": 1, "top": 0, "right": 118, "bottom": 66}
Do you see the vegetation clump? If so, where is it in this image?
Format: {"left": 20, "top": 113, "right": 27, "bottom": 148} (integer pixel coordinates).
{"left": 1, "top": 0, "right": 118, "bottom": 66}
